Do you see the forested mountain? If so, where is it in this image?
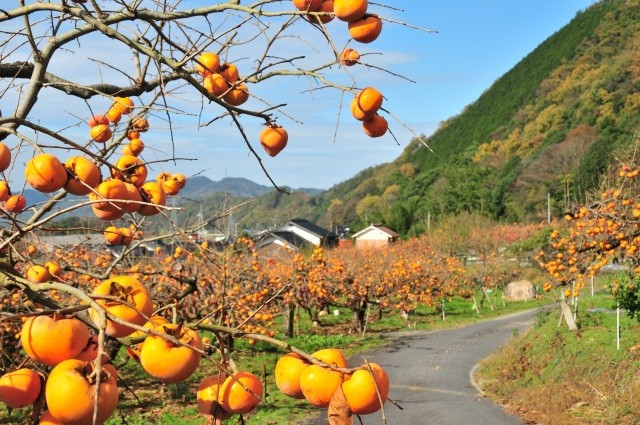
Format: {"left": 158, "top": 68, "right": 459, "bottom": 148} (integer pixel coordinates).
{"left": 60, "top": 0, "right": 636, "bottom": 238}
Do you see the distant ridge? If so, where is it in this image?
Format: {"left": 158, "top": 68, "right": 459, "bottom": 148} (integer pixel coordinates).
{"left": 178, "top": 176, "right": 324, "bottom": 198}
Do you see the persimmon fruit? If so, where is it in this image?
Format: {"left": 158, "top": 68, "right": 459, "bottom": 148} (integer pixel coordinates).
{"left": 312, "top": 348, "right": 348, "bottom": 368}
{"left": 223, "top": 83, "right": 250, "bottom": 106}
{"left": 156, "top": 171, "right": 172, "bottom": 185}
{"left": 196, "top": 374, "right": 233, "bottom": 419}
{"left": 131, "top": 116, "right": 149, "bottom": 132}
{"left": 89, "top": 275, "right": 153, "bottom": 338}
{"left": 275, "top": 353, "right": 310, "bottom": 399}
{"left": 122, "top": 182, "right": 143, "bottom": 213}
{"left": 111, "top": 155, "right": 148, "bottom": 187}
{"left": 4, "top": 194, "right": 26, "bottom": 213}
{"left": 348, "top": 14, "right": 382, "bottom": 43}
{"left": 113, "top": 96, "right": 134, "bottom": 114}
{"left": 64, "top": 156, "right": 101, "bottom": 196}
{"left": 203, "top": 73, "right": 229, "bottom": 97}
{"left": 0, "top": 142, "right": 11, "bottom": 172}
{"left": 90, "top": 123, "right": 113, "bottom": 142}
{"left": 306, "top": 0, "right": 334, "bottom": 24}
{"left": 104, "top": 226, "right": 123, "bottom": 245}
{"left": 340, "top": 48, "right": 360, "bottom": 66}
{"left": 219, "top": 63, "right": 239, "bottom": 84}
{"left": 260, "top": 124, "right": 288, "bottom": 157}
{"left": 333, "top": 0, "right": 367, "bottom": 22}
{"left": 92, "top": 204, "right": 125, "bottom": 221}
{"left": 219, "top": 371, "right": 264, "bottom": 415}
{"left": 172, "top": 173, "right": 187, "bottom": 188}
{"left": 0, "top": 181, "right": 9, "bottom": 202}
{"left": 119, "top": 227, "right": 134, "bottom": 246}
{"left": 45, "top": 359, "right": 118, "bottom": 425}
{"left": 161, "top": 178, "right": 181, "bottom": 196}
{"left": 362, "top": 114, "right": 388, "bottom": 137}
{"left": 0, "top": 368, "right": 42, "bottom": 408}
{"left": 44, "top": 261, "right": 63, "bottom": 279}
{"left": 293, "top": 0, "right": 323, "bottom": 11}
{"left": 88, "top": 114, "right": 109, "bottom": 128}
{"left": 127, "top": 138, "right": 145, "bottom": 156}
{"left": 342, "top": 363, "right": 389, "bottom": 415}
{"left": 299, "top": 364, "right": 344, "bottom": 407}
{"left": 197, "top": 52, "right": 221, "bottom": 77}
{"left": 139, "top": 324, "right": 202, "bottom": 382}
{"left": 356, "top": 86, "right": 383, "bottom": 115}
{"left": 125, "top": 315, "right": 170, "bottom": 362}
{"left": 21, "top": 314, "right": 90, "bottom": 366}
{"left": 74, "top": 335, "right": 99, "bottom": 362}
{"left": 26, "top": 265, "right": 52, "bottom": 283}
{"left": 39, "top": 410, "right": 65, "bottom": 425}
{"left": 105, "top": 107, "right": 122, "bottom": 124}
{"left": 137, "top": 181, "right": 166, "bottom": 216}
{"left": 351, "top": 96, "right": 374, "bottom": 121}
{"left": 90, "top": 178, "right": 129, "bottom": 211}
{"left": 25, "top": 154, "right": 68, "bottom": 193}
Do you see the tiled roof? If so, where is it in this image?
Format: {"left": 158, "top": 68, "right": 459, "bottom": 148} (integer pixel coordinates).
{"left": 286, "top": 218, "right": 337, "bottom": 238}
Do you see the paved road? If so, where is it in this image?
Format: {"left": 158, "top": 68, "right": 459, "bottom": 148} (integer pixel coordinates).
{"left": 309, "top": 308, "right": 542, "bottom": 425}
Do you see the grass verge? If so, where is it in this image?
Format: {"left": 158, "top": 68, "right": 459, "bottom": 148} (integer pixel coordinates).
{"left": 475, "top": 291, "right": 640, "bottom": 425}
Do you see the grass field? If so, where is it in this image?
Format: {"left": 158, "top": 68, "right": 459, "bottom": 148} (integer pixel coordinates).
{"left": 475, "top": 278, "right": 640, "bottom": 425}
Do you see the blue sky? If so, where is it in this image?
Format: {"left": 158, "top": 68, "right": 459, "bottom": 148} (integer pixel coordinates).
{"left": 5, "top": 1, "right": 598, "bottom": 193}
{"left": 205, "top": 0, "right": 598, "bottom": 190}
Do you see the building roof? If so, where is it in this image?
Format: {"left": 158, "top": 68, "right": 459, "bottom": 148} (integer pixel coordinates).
{"left": 352, "top": 224, "right": 398, "bottom": 239}
{"left": 285, "top": 218, "right": 337, "bottom": 239}
{"left": 256, "top": 230, "right": 310, "bottom": 251}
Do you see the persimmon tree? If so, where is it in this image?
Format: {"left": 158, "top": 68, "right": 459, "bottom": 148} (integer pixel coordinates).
{"left": 0, "top": 0, "right": 439, "bottom": 423}
{"left": 536, "top": 140, "right": 640, "bottom": 329}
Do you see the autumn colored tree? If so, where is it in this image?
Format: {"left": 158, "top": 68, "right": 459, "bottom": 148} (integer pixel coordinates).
{"left": 536, "top": 140, "right": 640, "bottom": 329}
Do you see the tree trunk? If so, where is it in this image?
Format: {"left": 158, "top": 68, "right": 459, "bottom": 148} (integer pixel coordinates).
{"left": 353, "top": 300, "right": 367, "bottom": 333}
{"left": 283, "top": 304, "right": 295, "bottom": 338}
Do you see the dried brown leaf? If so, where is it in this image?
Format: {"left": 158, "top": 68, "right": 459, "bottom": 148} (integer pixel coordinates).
{"left": 328, "top": 385, "right": 353, "bottom": 425}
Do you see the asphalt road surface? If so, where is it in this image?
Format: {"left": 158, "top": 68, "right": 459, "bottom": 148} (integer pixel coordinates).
{"left": 308, "top": 308, "right": 542, "bottom": 425}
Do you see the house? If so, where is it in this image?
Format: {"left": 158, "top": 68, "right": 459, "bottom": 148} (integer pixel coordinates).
{"left": 352, "top": 224, "right": 398, "bottom": 249}
{"left": 256, "top": 219, "right": 337, "bottom": 253}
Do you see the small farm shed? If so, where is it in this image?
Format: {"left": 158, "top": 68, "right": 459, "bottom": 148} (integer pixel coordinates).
{"left": 352, "top": 225, "right": 398, "bottom": 249}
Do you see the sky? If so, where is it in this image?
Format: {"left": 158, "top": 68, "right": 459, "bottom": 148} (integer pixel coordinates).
{"left": 4, "top": 0, "right": 598, "bottom": 192}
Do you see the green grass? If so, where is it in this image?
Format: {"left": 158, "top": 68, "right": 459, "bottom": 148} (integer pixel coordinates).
{"left": 1, "top": 290, "right": 550, "bottom": 425}
{"left": 475, "top": 288, "right": 640, "bottom": 424}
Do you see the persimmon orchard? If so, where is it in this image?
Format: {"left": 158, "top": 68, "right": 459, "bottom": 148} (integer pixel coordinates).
{"left": 0, "top": 0, "right": 453, "bottom": 424}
